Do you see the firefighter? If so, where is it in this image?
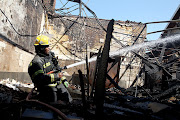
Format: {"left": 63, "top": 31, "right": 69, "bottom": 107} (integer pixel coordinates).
{"left": 28, "top": 35, "right": 72, "bottom": 104}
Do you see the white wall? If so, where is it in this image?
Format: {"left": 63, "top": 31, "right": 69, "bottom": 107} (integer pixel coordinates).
{"left": 0, "top": 38, "right": 34, "bottom": 72}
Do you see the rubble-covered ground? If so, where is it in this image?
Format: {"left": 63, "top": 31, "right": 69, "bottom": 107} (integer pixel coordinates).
{"left": 1, "top": 78, "right": 180, "bottom": 120}
{"left": 0, "top": 79, "right": 34, "bottom": 103}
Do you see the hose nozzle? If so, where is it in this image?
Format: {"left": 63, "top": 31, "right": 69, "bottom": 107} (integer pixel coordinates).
{"left": 62, "top": 66, "right": 67, "bottom": 70}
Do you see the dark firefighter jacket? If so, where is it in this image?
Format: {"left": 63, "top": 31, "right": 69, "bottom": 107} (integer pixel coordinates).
{"left": 28, "top": 52, "right": 60, "bottom": 87}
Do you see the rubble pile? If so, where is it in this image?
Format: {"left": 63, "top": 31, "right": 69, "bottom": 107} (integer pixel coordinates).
{"left": 0, "top": 78, "right": 33, "bottom": 103}
{"left": 0, "top": 78, "right": 34, "bottom": 90}
{"left": 102, "top": 89, "right": 180, "bottom": 120}
{"left": 0, "top": 78, "right": 180, "bottom": 119}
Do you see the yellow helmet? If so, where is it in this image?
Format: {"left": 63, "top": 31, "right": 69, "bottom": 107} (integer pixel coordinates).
{"left": 34, "top": 35, "right": 49, "bottom": 46}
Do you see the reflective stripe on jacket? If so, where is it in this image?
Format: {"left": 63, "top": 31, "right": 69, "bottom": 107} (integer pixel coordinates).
{"left": 28, "top": 52, "right": 60, "bottom": 87}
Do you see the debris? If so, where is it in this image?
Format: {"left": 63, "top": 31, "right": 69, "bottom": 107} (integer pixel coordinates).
{"left": 0, "top": 93, "right": 12, "bottom": 103}
{"left": 0, "top": 78, "right": 34, "bottom": 91}
{"left": 22, "top": 108, "right": 54, "bottom": 119}
{"left": 148, "top": 102, "right": 169, "bottom": 113}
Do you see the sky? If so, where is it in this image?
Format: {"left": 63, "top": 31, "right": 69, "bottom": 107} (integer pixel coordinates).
{"left": 55, "top": 0, "right": 180, "bottom": 41}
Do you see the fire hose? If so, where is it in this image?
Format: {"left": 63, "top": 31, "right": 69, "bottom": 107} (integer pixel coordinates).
{"left": 26, "top": 87, "right": 70, "bottom": 120}
{"left": 25, "top": 66, "right": 70, "bottom": 120}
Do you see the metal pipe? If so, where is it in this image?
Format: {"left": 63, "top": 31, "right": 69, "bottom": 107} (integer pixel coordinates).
{"left": 145, "top": 19, "right": 180, "bottom": 24}
{"left": 147, "top": 27, "right": 180, "bottom": 35}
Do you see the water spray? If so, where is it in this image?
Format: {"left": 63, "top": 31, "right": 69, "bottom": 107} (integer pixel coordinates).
{"left": 65, "top": 34, "right": 180, "bottom": 69}
{"left": 66, "top": 57, "right": 97, "bottom": 69}
{"left": 110, "top": 34, "right": 180, "bottom": 57}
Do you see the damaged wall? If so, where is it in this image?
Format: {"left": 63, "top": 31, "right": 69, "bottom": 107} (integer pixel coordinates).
{"left": 0, "top": 0, "right": 147, "bottom": 87}
{"left": 0, "top": 0, "right": 46, "bottom": 82}
{"left": 51, "top": 16, "right": 108, "bottom": 51}
{"left": 144, "top": 5, "right": 180, "bottom": 89}
{"left": 0, "top": 37, "right": 33, "bottom": 82}
{"left": 0, "top": 38, "right": 33, "bottom": 72}
{"left": 43, "top": 0, "right": 56, "bottom": 13}
{"left": 113, "top": 23, "right": 146, "bottom": 88}
{"left": 45, "top": 17, "right": 109, "bottom": 76}
{"left": 49, "top": 16, "right": 146, "bottom": 88}
{"left": 0, "top": 0, "right": 44, "bottom": 53}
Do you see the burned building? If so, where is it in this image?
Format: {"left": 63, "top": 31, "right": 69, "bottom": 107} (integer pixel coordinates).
{"left": 144, "top": 5, "right": 180, "bottom": 96}
{"left": 2, "top": 1, "right": 180, "bottom": 120}
{"left": 0, "top": 0, "right": 146, "bottom": 88}
{"left": 160, "top": 4, "right": 180, "bottom": 80}
{"left": 0, "top": 0, "right": 45, "bottom": 82}
{"left": 47, "top": 16, "right": 146, "bottom": 88}
{"left": 0, "top": 0, "right": 59, "bottom": 82}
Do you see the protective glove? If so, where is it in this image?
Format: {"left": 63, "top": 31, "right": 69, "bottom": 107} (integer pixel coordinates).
{"left": 58, "top": 72, "right": 63, "bottom": 78}
{"left": 64, "top": 81, "right": 69, "bottom": 88}
{"left": 61, "top": 76, "right": 66, "bottom": 80}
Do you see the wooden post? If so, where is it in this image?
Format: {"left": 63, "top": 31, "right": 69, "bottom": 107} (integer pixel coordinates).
{"left": 86, "top": 44, "right": 90, "bottom": 100}
{"left": 78, "top": 70, "right": 87, "bottom": 117}
{"left": 95, "top": 19, "right": 114, "bottom": 119}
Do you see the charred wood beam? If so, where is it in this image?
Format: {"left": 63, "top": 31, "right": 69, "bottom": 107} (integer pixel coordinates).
{"left": 164, "top": 57, "right": 180, "bottom": 68}
{"left": 67, "top": 0, "right": 81, "bottom": 3}
{"left": 158, "top": 44, "right": 166, "bottom": 63}
{"left": 140, "top": 86, "right": 154, "bottom": 99}
{"left": 117, "top": 58, "right": 121, "bottom": 83}
{"left": 130, "top": 67, "right": 143, "bottom": 87}
{"left": 95, "top": 19, "right": 114, "bottom": 119}
{"left": 134, "top": 52, "right": 161, "bottom": 68}
{"left": 161, "top": 69, "right": 170, "bottom": 91}
{"left": 147, "top": 48, "right": 162, "bottom": 66}
{"left": 86, "top": 45, "right": 90, "bottom": 100}
{"left": 145, "top": 19, "right": 180, "bottom": 24}
{"left": 134, "top": 51, "right": 180, "bottom": 81}
{"left": 106, "top": 74, "right": 127, "bottom": 95}
{"left": 107, "top": 64, "right": 121, "bottom": 88}
{"left": 112, "top": 25, "right": 146, "bottom": 81}
{"left": 119, "top": 55, "right": 137, "bottom": 81}
{"left": 78, "top": 70, "right": 87, "bottom": 117}
{"left": 107, "top": 57, "right": 120, "bottom": 73}
{"left": 90, "top": 46, "right": 102, "bottom": 98}
{"left": 104, "top": 103, "right": 143, "bottom": 115}
{"left": 147, "top": 27, "right": 180, "bottom": 35}
{"left": 153, "top": 85, "right": 180, "bottom": 100}
{"left": 132, "top": 25, "right": 146, "bottom": 46}
{"left": 106, "top": 57, "right": 120, "bottom": 87}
